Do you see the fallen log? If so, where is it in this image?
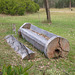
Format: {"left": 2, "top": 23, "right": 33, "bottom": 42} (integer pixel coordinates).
{"left": 18, "top": 23, "right": 70, "bottom": 58}
{"left": 5, "top": 35, "right": 35, "bottom": 59}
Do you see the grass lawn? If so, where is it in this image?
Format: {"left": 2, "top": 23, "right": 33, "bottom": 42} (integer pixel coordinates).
{"left": 0, "top": 8, "right": 75, "bottom": 75}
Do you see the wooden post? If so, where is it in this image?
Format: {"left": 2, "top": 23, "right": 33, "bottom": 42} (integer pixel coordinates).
{"left": 44, "top": 0, "right": 51, "bottom": 23}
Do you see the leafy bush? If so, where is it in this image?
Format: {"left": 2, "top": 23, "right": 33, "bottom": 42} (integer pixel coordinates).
{"left": 34, "top": 3, "right": 40, "bottom": 12}
{"left": 26, "top": 2, "right": 36, "bottom": 13}
{"left": 0, "top": 0, "right": 26, "bottom": 15}
{"left": 25, "top": 0, "right": 39, "bottom": 13}
{"left": 15, "top": 1, "right": 26, "bottom": 15}
{"left": 1, "top": 63, "right": 33, "bottom": 75}
{"left": 0, "top": 0, "right": 39, "bottom": 15}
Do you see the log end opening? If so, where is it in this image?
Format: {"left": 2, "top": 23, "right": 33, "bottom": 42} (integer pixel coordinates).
{"left": 18, "top": 23, "right": 31, "bottom": 37}
{"left": 22, "top": 23, "right": 31, "bottom": 29}
{"left": 46, "top": 37, "right": 70, "bottom": 59}
{"left": 55, "top": 49, "right": 60, "bottom": 54}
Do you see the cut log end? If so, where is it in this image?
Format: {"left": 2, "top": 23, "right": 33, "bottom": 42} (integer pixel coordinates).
{"left": 46, "top": 37, "right": 70, "bottom": 58}
{"left": 22, "top": 53, "right": 35, "bottom": 60}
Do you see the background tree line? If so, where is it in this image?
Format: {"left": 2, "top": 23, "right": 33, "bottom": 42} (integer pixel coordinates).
{"left": 33, "top": 0, "right": 75, "bottom": 8}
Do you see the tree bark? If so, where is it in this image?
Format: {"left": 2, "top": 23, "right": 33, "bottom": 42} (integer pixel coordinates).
{"left": 44, "top": 0, "right": 51, "bottom": 23}
{"left": 69, "top": 0, "right": 71, "bottom": 10}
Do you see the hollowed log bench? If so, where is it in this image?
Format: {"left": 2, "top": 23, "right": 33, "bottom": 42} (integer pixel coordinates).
{"left": 18, "top": 23, "right": 70, "bottom": 59}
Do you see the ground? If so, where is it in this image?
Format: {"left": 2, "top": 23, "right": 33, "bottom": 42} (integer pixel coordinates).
{"left": 0, "top": 8, "right": 75, "bottom": 75}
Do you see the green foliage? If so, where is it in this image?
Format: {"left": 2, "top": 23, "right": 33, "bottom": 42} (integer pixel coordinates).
{"left": 33, "top": 0, "right": 59, "bottom": 8}
{"left": 1, "top": 64, "right": 33, "bottom": 75}
{"left": 35, "top": 3, "right": 40, "bottom": 11}
{"left": 26, "top": 2, "right": 39, "bottom": 13}
{"left": 0, "top": 0, "right": 39, "bottom": 15}
{"left": 33, "top": 0, "right": 75, "bottom": 8}
{"left": 55, "top": 0, "right": 75, "bottom": 8}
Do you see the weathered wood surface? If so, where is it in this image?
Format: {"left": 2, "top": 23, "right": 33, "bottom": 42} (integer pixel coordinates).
{"left": 5, "top": 35, "right": 35, "bottom": 59}
{"left": 18, "top": 23, "right": 70, "bottom": 59}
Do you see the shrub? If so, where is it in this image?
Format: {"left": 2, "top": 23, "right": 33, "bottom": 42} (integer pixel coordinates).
{"left": 14, "top": 1, "right": 26, "bottom": 15}
{"left": 0, "top": 0, "right": 39, "bottom": 15}
{"left": 34, "top": 3, "right": 40, "bottom": 12}
{"left": 26, "top": 3, "right": 36, "bottom": 13}
{"left": 25, "top": 0, "right": 39, "bottom": 13}
{"left": 0, "top": 0, "right": 26, "bottom": 15}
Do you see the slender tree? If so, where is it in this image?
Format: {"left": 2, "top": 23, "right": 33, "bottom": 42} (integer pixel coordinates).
{"left": 44, "top": 0, "right": 51, "bottom": 23}
{"left": 69, "top": 0, "right": 72, "bottom": 10}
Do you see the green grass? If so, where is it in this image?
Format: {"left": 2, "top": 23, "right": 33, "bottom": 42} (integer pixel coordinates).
{"left": 0, "top": 8, "right": 75, "bottom": 75}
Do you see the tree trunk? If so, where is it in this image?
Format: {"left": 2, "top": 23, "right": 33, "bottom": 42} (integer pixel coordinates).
{"left": 69, "top": 0, "right": 71, "bottom": 10}
{"left": 44, "top": 0, "right": 51, "bottom": 23}
{"left": 5, "top": 35, "right": 35, "bottom": 60}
